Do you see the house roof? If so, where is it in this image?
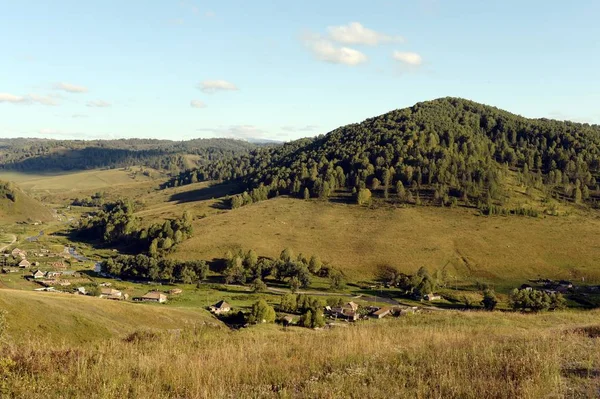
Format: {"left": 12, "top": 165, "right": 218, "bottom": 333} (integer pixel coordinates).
{"left": 19, "top": 259, "right": 31, "bottom": 266}
{"left": 212, "top": 300, "right": 231, "bottom": 309}
{"left": 344, "top": 301, "right": 359, "bottom": 311}
{"left": 142, "top": 291, "right": 167, "bottom": 300}
{"left": 32, "top": 269, "right": 45, "bottom": 276}
{"left": 101, "top": 288, "right": 121, "bottom": 296}
{"left": 373, "top": 307, "right": 391, "bottom": 316}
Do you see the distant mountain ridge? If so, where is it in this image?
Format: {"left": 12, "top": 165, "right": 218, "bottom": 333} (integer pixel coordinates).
{"left": 0, "top": 138, "right": 259, "bottom": 173}
{"left": 165, "top": 97, "right": 600, "bottom": 208}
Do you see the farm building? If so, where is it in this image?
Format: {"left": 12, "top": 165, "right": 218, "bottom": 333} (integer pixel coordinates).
{"left": 140, "top": 291, "right": 167, "bottom": 303}
{"left": 209, "top": 300, "right": 231, "bottom": 315}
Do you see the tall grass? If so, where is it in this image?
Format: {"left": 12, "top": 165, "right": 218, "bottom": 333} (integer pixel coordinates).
{"left": 2, "top": 311, "right": 599, "bottom": 398}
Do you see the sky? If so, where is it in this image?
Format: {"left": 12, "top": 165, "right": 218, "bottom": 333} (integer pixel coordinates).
{"left": 1, "top": 0, "right": 599, "bottom": 141}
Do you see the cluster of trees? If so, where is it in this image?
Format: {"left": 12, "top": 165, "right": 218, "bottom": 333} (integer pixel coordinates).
{"left": 0, "top": 138, "right": 257, "bottom": 172}
{"left": 509, "top": 288, "right": 566, "bottom": 312}
{"left": 222, "top": 248, "right": 344, "bottom": 291}
{"left": 100, "top": 254, "right": 208, "bottom": 283}
{"left": 279, "top": 293, "right": 326, "bottom": 328}
{"left": 72, "top": 192, "right": 105, "bottom": 207}
{"left": 247, "top": 300, "right": 276, "bottom": 324}
{"left": 165, "top": 98, "right": 600, "bottom": 209}
{"left": 75, "top": 200, "right": 193, "bottom": 254}
{"left": 376, "top": 265, "right": 438, "bottom": 298}
{"left": 479, "top": 205, "right": 539, "bottom": 217}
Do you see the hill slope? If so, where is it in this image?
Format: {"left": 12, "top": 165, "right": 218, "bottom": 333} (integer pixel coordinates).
{"left": 172, "top": 197, "right": 600, "bottom": 285}
{"left": 0, "top": 289, "right": 218, "bottom": 343}
{"left": 0, "top": 180, "right": 54, "bottom": 223}
{"left": 168, "top": 98, "right": 600, "bottom": 209}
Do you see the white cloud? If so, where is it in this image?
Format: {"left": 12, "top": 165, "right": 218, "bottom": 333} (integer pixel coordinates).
{"left": 86, "top": 100, "right": 111, "bottom": 108}
{"left": 205, "top": 10, "right": 215, "bottom": 17}
{"left": 54, "top": 82, "right": 88, "bottom": 93}
{"left": 190, "top": 100, "right": 207, "bottom": 108}
{"left": 198, "top": 80, "right": 239, "bottom": 94}
{"left": 328, "top": 22, "right": 404, "bottom": 46}
{"left": 303, "top": 34, "right": 367, "bottom": 66}
{"left": 0, "top": 92, "right": 57, "bottom": 106}
{"left": 0, "top": 93, "right": 27, "bottom": 103}
{"left": 198, "top": 125, "right": 268, "bottom": 140}
{"left": 392, "top": 51, "right": 423, "bottom": 66}
{"left": 282, "top": 125, "right": 319, "bottom": 132}
{"left": 168, "top": 18, "right": 184, "bottom": 25}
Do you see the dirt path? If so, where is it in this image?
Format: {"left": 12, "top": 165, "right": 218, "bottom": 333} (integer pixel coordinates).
{"left": 0, "top": 234, "right": 17, "bottom": 252}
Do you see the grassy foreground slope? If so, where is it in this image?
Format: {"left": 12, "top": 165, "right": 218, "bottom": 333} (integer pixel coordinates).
{"left": 2, "top": 309, "right": 599, "bottom": 398}
{"left": 0, "top": 289, "right": 217, "bottom": 343}
{"left": 174, "top": 197, "right": 600, "bottom": 286}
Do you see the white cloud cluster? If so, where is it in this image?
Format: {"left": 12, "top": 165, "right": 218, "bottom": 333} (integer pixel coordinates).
{"left": 198, "top": 125, "right": 267, "bottom": 140}
{"left": 190, "top": 100, "right": 207, "bottom": 108}
{"left": 0, "top": 92, "right": 58, "bottom": 106}
{"left": 54, "top": 82, "right": 88, "bottom": 93}
{"left": 304, "top": 22, "right": 423, "bottom": 69}
{"left": 86, "top": 100, "right": 111, "bottom": 108}
{"left": 199, "top": 80, "right": 239, "bottom": 94}
{"left": 328, "top": 22, "right": 404, "bottom": 46}
{"left": 303, "top": 34, "right": 368, "bottom": 66}
{"left": 392, "top": 51, "right": 423, "bottom": 66}
{"left": 281, "top": 125, "right": 319, "bottom": 132}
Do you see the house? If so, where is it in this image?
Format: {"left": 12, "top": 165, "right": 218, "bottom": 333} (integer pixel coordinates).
{"left": 46, "top": 271, "right": 62, "bottom": 278}
{"left": 168, "top": 288, "right": 183, "bottom": 295}
{"left": 32, "top": 270, "right": 46, "bottom": 279}
{"left": 372, "top": 307, "right": 392, "bottom": 319}
{"left": 100, "top": 288, "right": 123, "bottom": 300}
{"left": 282, "top": 315, "right": 295, "bottom": 326}
{"left": 76, "top": 286, "right": 87, "bottom": 295}
{"left": 520, "top": 284, "right": 533, "bottom": 291}
{"left": 11, "top": 248, "right": 24, "bottom": 257}
{"left": 141, "top": 291, "right": 167, "bottom": 303}
{"left": 330, "top": 302, "right": 361, "bottom": 321}
{"left": 209, "top": 300, "right": 231, "bottom": 315}
{"left": 2, "top": 267, "right": 18, "bottom": 273}
{"left": 19, "top": 259, "right": 31, "bottom": 268}
{"left": 424, "top": 294, "right": 442, "bottom": 301}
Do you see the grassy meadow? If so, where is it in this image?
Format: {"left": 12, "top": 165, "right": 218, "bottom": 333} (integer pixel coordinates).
{"left": 1, "top": 305, "right": 599, "bottom": 398}
{"left": 172, "top": 197, "right": 600, "bottom": 289}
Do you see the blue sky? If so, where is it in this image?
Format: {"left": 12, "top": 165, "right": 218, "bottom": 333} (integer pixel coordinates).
{"left": 1, "top": 0, "right": 599, "bottom": 141}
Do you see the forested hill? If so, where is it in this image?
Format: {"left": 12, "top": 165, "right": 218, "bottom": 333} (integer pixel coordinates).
{"left": 0, "top": 138, "right": 258, "bottom": 172}
{"left": 165, "top": 98, "right": 600, "bottom": 208}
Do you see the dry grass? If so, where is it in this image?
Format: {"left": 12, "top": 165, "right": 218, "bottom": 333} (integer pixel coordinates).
{"left": 1, "top": 310, "right": 599, "bottom": 398}
{"left": 0, "top": 289, "right": 217, "bottom": 343}
{"left": 173, "top": 197, "right": 600, "bottom": 286}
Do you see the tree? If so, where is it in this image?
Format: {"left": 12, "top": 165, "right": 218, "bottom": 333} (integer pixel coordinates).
{"left": 303, "top": 187, "right": 310, "bottom": 200}
{"left": 357, "top": 188, "right": 372, "bottom": 206}
{"left": 481, "top": 289, "right": 498, "bottom": 311}
{"left": 280, "top": 248, "right": 294, "bottom": 263}
{"left": 308, "top": 255, "right": 322, "bottom": 274}
{"left": 181, "top": 267, "right": 198, "bottom": 284}
{"left": 280, "top": 293, "right": 297, "bottom": 312}
{"left": 289, "top": 276, "right": 301, "bottom": 293}
{"left": 299, "top": 310, "right": 313, "bottom": 328}
{"left": 248, "top": 300, "right": 276, "bottom": 324}
{"left": 149, "top": 239, "right": 159, "bottom": 257}
{"left": 329, "top": 268, "right": 345, "bottom": 290}
{"left": 251, "top": 278, "right": 267, "bottom": 293}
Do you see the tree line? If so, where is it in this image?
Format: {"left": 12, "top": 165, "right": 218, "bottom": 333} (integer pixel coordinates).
{"left": 100, "top": 254, "right": 208, "bottom": 283}
{"left": 74, "top": 200, "right": 193, "bottom": 254}
{"left": 0, "top": 138, "right": 257, "bottom": 172}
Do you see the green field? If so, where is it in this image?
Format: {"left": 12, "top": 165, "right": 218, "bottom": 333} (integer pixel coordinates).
{"left": 171, "top": 197, "right": 600, "bottom": 289}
